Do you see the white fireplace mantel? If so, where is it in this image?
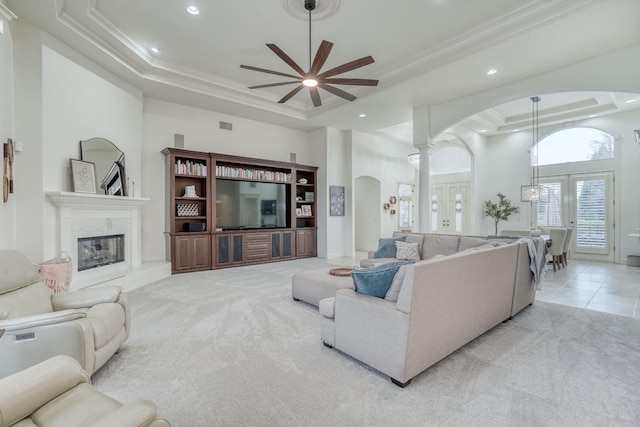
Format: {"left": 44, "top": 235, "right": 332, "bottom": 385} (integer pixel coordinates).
{"left": 46, "top": 191, "right": 151, "bottom": 289}
{"left": 46, "top": 191, "right": 150, "bottom": 209}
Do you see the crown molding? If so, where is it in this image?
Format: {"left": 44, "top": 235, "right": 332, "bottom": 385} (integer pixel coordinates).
{"left": 0, "top": 3, "right": 17, "bottom": 21}
{"left": 54, "top": 0, "right": 310, "bottom": 118}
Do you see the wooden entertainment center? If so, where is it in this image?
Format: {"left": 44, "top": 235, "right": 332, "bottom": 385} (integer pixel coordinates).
{"left": 162, "top": 148, "right": 317, "bottom": 273}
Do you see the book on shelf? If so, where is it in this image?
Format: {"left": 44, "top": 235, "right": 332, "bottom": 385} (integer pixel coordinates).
{"left": 174, "top": 159, "right": 207, "bottom": 176}
{"left": 304, "top": 192, "right": 314, "bottom": 201}
{"left": 215, "top": 165, "right": 291, "bottom": 182}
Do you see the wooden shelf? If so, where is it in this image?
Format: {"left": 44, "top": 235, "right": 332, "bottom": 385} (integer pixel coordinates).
{"left": 164, "top": 148, "right": 317, "bottom": 273}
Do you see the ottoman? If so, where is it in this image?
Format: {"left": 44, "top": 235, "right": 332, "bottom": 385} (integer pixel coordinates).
{"left": 291, "top": 267, "right": 354, "bottom": 306}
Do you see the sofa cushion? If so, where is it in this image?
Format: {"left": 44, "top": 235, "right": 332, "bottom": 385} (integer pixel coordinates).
{"left": 373, "top": 236, "right": 407, "bottom": 258}
{"left": 384, "top": 263, "right": 415, "bottom": 302}
{"left": 392, "top": 232, "right": 425, "bottom": 258}
{"left": 458, "top": 236, "right": 490, "bottom": 251}
{"left": 351, "top": 261, "right": 413, "bottom": 298}
{"left": 86, "top": 303, "right": 126, "bottom": 349}
{"left": 0, "top": 283, "right": 54, "bottom": 320}
{"left": 395, "top": 241, "right": 420, "bottom": 261}
{"left": 422, "top": 234, "right": 460, "bottom": 259}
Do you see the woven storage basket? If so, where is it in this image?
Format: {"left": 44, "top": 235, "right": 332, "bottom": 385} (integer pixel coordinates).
{"left": 177, "top": 203, "right": 199, "bottom": 216}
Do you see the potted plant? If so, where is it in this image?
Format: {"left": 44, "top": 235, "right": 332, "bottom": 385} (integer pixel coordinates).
{"left": 483, "top": 193, "right": 519, "bottom": 235}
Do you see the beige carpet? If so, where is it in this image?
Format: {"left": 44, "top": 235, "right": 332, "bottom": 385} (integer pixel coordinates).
{"left": 92, "top": 258, "right": 640, "bottom": 427}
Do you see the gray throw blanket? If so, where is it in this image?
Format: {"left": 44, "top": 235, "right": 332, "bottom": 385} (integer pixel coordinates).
{"left": 518, "top": 237, "right": 547, "bottom": 289}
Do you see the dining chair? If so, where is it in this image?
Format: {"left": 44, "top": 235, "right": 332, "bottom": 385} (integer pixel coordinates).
{"left": 548, "top": 228, "right": 567, "bottom": 272}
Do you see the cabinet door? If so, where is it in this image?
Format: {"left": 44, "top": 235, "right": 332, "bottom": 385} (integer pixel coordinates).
{"left": 191, "top": 235, "right": 211, "bottom": 270}
{"left": 173, "top": 235, "right": 210, "bottom": 272}
{"left": 174, "top": 236, "right": 194, "bottom": 272}
{"left": 216, "top": 234, "right": 244, "bottom": 266}
{"left": 271, "top": 231, "right": 294, "bottom": 259}
{"left": 296, "top": 230, "right": 317, "bottom": 257}
{"left": 282, "top": 231, "right": 294, "bottom": 257}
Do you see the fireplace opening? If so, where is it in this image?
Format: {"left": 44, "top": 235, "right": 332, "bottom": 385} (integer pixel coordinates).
{"left": 77, "top": 234, "right": 125, "bottom": 272}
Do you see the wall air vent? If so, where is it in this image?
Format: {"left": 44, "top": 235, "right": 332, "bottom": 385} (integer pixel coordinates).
{"left": 219, "top": 121, "right": 233, "bottom": 131}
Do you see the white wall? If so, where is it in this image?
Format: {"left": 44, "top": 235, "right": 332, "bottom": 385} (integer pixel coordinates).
{"left": 354, "top": 176, "right": 380, "bottom": 252}
{"left": 351, "top": 131, "right": 416, "bottom": 241}
{"left": 10, "top": 22, "right": 143, "bottom": 262}
{"left": 141, "top": 98, "right": 314, "bottom": 262}
{"left": 0, "top": 9, "right": 14, "bottom": 249}
{"left": 324, "top": 128, "right": 352, "bottom": 258}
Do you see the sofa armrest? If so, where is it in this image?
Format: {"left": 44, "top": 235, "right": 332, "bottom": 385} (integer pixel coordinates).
{"left": 51, "top": 286, "right": 123, "bottom": 311}
{"left": 88, "top": 400, "right": 169, "bottom": 427}
{"left": 0, "top": 308, "right": 87, "bottom": 331}
{"left": 334, "top": 289, "right": 410, "bottom": 382}
{"left": 0, "top": 355, "right": 90, "bottom": 426}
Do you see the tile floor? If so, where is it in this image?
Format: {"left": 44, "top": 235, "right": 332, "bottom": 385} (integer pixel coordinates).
{"left": 330, "top": 252, "right": 640, "bottom": 320}
{"left": 535, "top": 259, "right": 640, "bottom": 319}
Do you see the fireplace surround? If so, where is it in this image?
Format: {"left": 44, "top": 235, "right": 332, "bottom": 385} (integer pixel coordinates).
{"left": 46, "top": 191, "right": 150, "bottom": 289}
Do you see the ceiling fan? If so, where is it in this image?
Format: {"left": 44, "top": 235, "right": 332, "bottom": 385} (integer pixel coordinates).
{"left": 240, "top": 0, "right": 378, "bottom": 107}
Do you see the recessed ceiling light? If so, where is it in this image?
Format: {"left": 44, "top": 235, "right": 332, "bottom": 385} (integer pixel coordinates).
{"left": 150, "top": 47, "right": 159, "bottom": 53}
{"left": 625, "top": 99, "right": 637, "bottom": 103}
{"left": 187, "top": 6, "right": 200, "bottom": 15}
{"left": 478, "top": 129, "right": 487, "bottom": 133}
{"left": 588, "top": 114, "right": 597, "bottom": 118}
{"left": 513, "top": 129, "right": 520, "bottom": 132}
{"left": 487, "top": 69, "right": 497, "bottom": 75}
{"left": 359, "top": 113, "right": 366, "bottom": 118}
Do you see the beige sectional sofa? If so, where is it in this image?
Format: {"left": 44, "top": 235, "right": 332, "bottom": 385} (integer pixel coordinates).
{"left": 319, "top": 232, "right": 539, "bottom": 387}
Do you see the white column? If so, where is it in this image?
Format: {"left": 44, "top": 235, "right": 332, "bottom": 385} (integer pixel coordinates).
{"left": 417, "top": 144, "right": 431, "bottom": 233}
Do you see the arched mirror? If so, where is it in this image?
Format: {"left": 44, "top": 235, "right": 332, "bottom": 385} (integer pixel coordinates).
{"left": 80, "top": 138, "right": 127, "bottom": 196}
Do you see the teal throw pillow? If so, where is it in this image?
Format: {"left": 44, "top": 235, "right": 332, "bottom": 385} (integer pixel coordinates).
{"left": 374, "top": 236, "right": 407, "bottom": 258}
{"left": 351, "top": 261, "right": 414, "bottom": 298}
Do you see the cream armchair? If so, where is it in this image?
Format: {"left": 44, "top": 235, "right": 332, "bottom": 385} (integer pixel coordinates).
{"left": 0, "top": 250, "right": 130, "bottom": 378}
{"left": 0, "top": 355, "right": 170, "bottom": 427}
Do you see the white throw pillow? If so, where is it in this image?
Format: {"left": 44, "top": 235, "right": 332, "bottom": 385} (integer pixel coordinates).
{"left": 395, "top": 241, "right": 420, "bottom": 261}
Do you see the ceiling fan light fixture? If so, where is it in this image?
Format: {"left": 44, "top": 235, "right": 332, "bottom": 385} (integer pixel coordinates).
{"left": 303, "top": 78, "right": 318, "bottom": 87}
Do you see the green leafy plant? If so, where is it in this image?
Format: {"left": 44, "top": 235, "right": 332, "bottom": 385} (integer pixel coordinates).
{"left": 483, "top": 193, "right": 519, "bottom": 235}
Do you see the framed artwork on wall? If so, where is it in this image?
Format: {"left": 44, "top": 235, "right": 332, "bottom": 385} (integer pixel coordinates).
{"left": 330, "top": 185, "right": 345, "bottom": 216}
{"left": 70, "top": 159, "right": 97, "bottom": 194}
{"left": 634, "top": 129, "right": 640, "bottom": 145}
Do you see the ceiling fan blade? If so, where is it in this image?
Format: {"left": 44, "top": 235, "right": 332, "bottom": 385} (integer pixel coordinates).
{"left": 309, "top": 87, "right": 322, "bottom": 107}
{"left": 310, "top": 40, "right": 333, "bottom": 75}
{"left": 318, "top": 56, "right": 375, "bottom": 79}
{"left": 318, "top": 83, "right": 356, "bottom": 102}
{"left": 248, "top": 81, "right": 301, "bottom": 89}
{"left": 240, "top": 65, "right": 301, "bottom": 80}
{"left": 278, "top": 84, "right": 304, "bottom": 104}
{"left": 323, "top": 78, "right": 379, "bottom": 86}
{"left": 266, "top": 44, "right": 306, "bottom": 76}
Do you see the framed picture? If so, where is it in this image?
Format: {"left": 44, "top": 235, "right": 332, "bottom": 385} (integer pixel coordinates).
{"left": 301, "top": 204, "right": 312, "bottom": 216}
{"left": 296, "top": 207, "right": 303, "bottom": 217}
{"left": 634, "top": 129, "right": 640, "bottom": 145}
{"left": 330, "top": 185, "right": 345, "bottom": 216}
{"left": 70, "top": 159, "right": 97, "bottom": 194}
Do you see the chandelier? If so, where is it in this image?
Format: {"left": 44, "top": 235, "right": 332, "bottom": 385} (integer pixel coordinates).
{"left": 521, "top": 96, "right": 549, "bottom": 203}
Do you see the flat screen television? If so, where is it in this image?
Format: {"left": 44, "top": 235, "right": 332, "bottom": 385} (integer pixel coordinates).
{"left": 216, "top": 180, "right": 289, "bottom": 230}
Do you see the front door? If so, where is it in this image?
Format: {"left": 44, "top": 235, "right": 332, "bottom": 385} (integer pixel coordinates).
{"left": 430, "top": 182, "right": 470, "bottom": 235}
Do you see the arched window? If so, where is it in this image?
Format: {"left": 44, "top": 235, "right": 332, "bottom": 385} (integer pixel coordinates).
{"left": 537, "top": 128, "right": 614, "bottom": 166}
